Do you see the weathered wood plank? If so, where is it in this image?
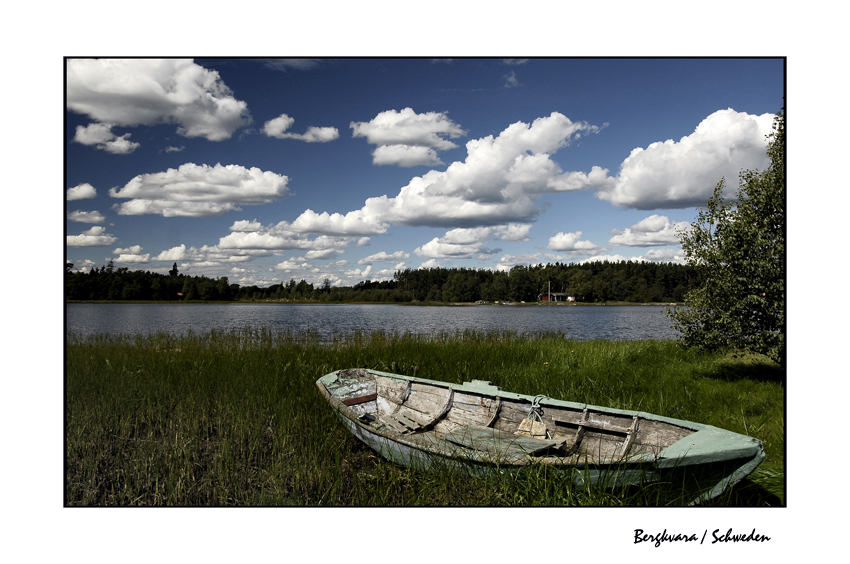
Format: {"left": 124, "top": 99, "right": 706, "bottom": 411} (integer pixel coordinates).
{"left": 619, "top": 416, "right": 640, "bottom": 457}
{"left": 342, "top": 393, "right": 378, "bottom": 406}
{"left": 374, "top": 375, "right": 408, "bottom": 404}
{"left": 443, "top": 425, "right": 564, "bottom": 457}
{"left": 633, "top": 420, "right": 693, "bottom": 449}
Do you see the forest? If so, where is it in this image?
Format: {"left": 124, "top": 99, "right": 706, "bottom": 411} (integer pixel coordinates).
{"left": 65, "top": 260, "right": 701, "bottom": 304}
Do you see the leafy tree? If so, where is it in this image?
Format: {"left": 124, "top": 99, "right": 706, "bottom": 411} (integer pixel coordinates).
{"left": 169, "top": 263, "right": 179, "bottom": 277}
{"left": 667, "top": 108, "right": 785, "bottom": 367}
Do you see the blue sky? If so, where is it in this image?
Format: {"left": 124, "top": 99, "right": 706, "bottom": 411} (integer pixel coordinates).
{"left": 66, "top": 58, "right": 784, "bottom": 287}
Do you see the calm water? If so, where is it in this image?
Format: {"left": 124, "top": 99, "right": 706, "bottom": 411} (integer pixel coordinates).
{"left": 65, "top": 303, "right": 681, "bottom": 341}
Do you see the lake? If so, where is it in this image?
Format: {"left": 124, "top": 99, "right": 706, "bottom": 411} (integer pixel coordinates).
{"left": 65, "top": 303, "right": 681, "bottom": 341}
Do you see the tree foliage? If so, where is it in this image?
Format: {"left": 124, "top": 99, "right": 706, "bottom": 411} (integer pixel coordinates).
{"left": 667, "top": 108, "right": 785, "bottom": 366}
{"left": 66, "top": 260, "right": 700, "bottom": 305}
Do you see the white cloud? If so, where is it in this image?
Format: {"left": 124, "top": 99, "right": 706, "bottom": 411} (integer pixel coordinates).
{"left": 371, "top": 145, "right": 443, "bottom": 167}
{"left": 154, "top": 244, "right": 186, "bottom": 261}
{"left": 67, "top": 210, "right": 106, "bottom": 224}
{"left": 351, "top": 108, "right": 465, "bottom": 166}
{"left": 109, "top": 163, "right": 290, "bottom": 217}
{"left": 114, "top": 245, "right": 144, "bottom": 255}
{"left": 495, "top": 223, "right": 532, "bottom": 242}
{"left": 502, "top": 59, "right": 528, "bottom": 65}
{"left": 66, "top": 225, "right": 118, "bottom": 247}
{"left": 68, "top": 259, "right": 98, "bottom": 273}
{"left": 153, "top": 242, "right": 277, "bottom": 264}
{"left": 289, "top": 208, "right": 390, "bottom": 236}
{"left": 216, "top": 222, "right": 356, "bottom": 260}
{"left": 344, "top": 265, "right": 372, "bottom": 280}
{"left": 66, "top": 59, "right": 251, "bottom": 141}
{"left": 229, "top": 219, "right": 265, "bottom": 232}
{"left": 112, "top": 245, "right": 150, "bottom": 263}
{"left": 503, "top": 70, "right": 522, "bottom": 88}
{"left": 418, "top": 259, "right": 445, "bottom": 270}
{"left": 165, "top": 145, "right": 185, "bottom": 153}
{"left": 325, "top": 112, "right": 608, "bottom": 230}
{"left": 413, "top": 224, "right": 532, "bottom": 260}
{"left": 352, "top": 108, "right": 465, "bottom": 150}
{"left": 67, "top": 183, "right": 97, "bottom": 200}
{"left": 547, "top": 231, "right": 602, "bottom": 252}
{"left": 273, "top": 257, "right": 309, "bottom": 272}
{"left": 74, "top": 123, "right": 141, "bottom": 154}
{"left": 305, "top": 248, "right": 345, "bottom": 260}
{"left": 356, "top": 237, "right": 371, "bottom": 247}
{"left": 597, "top": 109, "right": 775, "bottom": 209}
{"left": 358, "top": 251, "right": 410, "bottom": 264}
{"left": 608, "top": 214, "right": 690, "bottom": 246}
{"left": 496, "top": 253, "right": 543, "bottom": 271}
{"left": 640, "top": 248, "right": 685, "bottom": 263}
{"left": 263, "top": 113, "right": 338, "bottom": 142}
{"left": 297, "top": 127, "right": 340, "bottom": 143}
{"left": 415, "top": 237, "right": 495, "bottom": 259}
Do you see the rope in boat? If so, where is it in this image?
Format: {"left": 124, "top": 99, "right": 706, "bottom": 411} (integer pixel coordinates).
{"left": 526, "top": 395, "right": 551, "bottom": 439}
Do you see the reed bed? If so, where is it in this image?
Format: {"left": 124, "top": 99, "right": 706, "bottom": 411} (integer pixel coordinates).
{"left": 65, "top": 329, "right": 784, "bottom": 506}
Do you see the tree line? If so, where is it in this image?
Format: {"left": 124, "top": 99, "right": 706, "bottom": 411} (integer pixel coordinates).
{"left": 65, "top": 259, "right": 700, "bottom": 304}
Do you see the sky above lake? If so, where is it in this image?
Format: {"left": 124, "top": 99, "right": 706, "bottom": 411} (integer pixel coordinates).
{"left": 65, "top": 57, "right": 784, "bottom": 287}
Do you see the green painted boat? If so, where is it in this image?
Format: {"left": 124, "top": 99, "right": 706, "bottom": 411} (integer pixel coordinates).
{"left": 316, "top": 368, "right": 765, "bottom": 503}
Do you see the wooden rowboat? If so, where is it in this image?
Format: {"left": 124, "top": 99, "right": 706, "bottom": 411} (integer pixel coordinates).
{"left": 316, "top": 368, "right": 765, "bottom": 503}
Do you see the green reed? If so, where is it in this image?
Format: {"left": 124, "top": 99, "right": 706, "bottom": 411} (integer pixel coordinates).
{"left": 65, "top": 329, "right": 784, "bottom": 506}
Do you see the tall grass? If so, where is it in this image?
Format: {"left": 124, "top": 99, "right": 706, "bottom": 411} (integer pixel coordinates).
{"left": 65, "top": 329, "right": 784, "bottom": 506}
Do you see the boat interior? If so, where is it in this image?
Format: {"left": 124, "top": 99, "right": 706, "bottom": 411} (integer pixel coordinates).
{"left": 322, "top": 369, "right": 695, "bottom": 464}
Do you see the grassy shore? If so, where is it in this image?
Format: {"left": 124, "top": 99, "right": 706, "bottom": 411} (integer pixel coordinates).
{"left": 65, "top": 329, "right": 784, "bottom": 506}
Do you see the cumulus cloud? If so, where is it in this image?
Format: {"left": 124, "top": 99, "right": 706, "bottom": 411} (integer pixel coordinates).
{"left": 496, "top": 253, "right": 543, "bottom": 271}
{"left": 418, "top": 259, "right": 445, "bottom": 270}
{"left": 109, "top": 163, "right": 290, "bottom": 217}
{"left": 74, "top": 123, "right": 140, "bottom": 154}
{"left": 608, "top": 214, "right": 690, "bottom": 246}
{"left": 263, "top": 113, "right": 339, "bottom": 142}
{"left": 345, "top": 265, "right": 372, "bottom": 280}
{"left": 112, "top": 245, "right": 150, "bottom": 263}
{"left": 153, "top": 242, "right": 276, "bottom": 265}
{"left": 67, "top": 210, "right": 106, "bottom": 224}
{"left": 154, "top": 244, "right": 186, "bottom": 261}
{"left": 358, "top": 251, "right": 411, "bottom": 264}
{"left": 415, "top": 237, "right": 497, "bottom": 259}
{"left": 305, "top": 248, "right": 345, "bottom": 260}
{"left": 351, "top": 108, "right": 466, "bottom": 166}
{"left": 66, "top": 59, "right": 251, "bottom": 141}
{"left": 67, "top": 226, "right": 118, "bottom": 247}
{"left": 640, "top": 248, "right": 685, "bottom": 263}
{"left": 547, "top": 231, "right": 603, "bottom": 252}
{"left": 321, "top": 112, "right": 608, "bottom": 232}
{"left": 273, "top": 257, "right": 309, "bottom": 271}
{"left": 597, "top": 109, "right": 775, "bottom": 209}
{"left": 289, "top": 208, "right": 390, "bottom": 236}
{"left": 67, "top": 183, "right": 97, "bottom": 200}
{"left": 371, "top": 145, "right": 443, "bottom": 167}
{"left": 229, "top": 219, "right": 265, "bottom": 232}
{"left": 414, "top": 224, "right": 532, "bottom": 260}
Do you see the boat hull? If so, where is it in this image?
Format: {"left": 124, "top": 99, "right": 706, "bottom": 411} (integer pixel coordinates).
{"left": 317, "top": 368, "right": 765, "bottom": 503}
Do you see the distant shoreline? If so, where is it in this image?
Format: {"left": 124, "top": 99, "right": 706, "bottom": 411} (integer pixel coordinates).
{"left": 66, "top": 300, "right": 683, "bottom": 307}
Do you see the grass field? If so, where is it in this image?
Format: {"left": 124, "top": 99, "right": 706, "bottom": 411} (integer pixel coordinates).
{"left": 65, "top": 329, "right": 784, "bottom": 506}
